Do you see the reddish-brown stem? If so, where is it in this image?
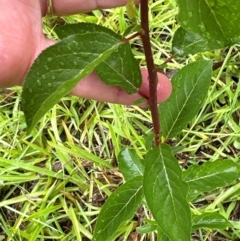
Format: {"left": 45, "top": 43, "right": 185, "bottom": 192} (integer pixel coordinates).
{"left": 140, "top": 0, "right": 161, "bottom": 146}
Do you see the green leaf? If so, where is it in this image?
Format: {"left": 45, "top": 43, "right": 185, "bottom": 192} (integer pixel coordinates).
{"left": 56, "top": 23, "right": 142, "bottom": 94}
{"left": 95, "top": 44, "right": 141, "bottom": 94}
{"left": 176, "top": 0, "right": 240, "bottom": 50}
{"left": 192, "top": 212, "right": 232, "bottom": 231}
{"left": 159, "top": 60, "right": 212, "bottom": 138}
{"left": 136, "top": 224, "right": 158, "bottom": 234}
{"left": 93, "top": 176, "right": 143, "bottom": 241}
{"left": 143, "top": 144, "right": 191, "bottom": 241}
{"left": 157, "top": 228, "right": 170, "bottom": 241}
{"left": 187, "top": 189, "right": 202, "bottom": 202}
{"left": 183, "top": 160, "right": 240, "bottom": 193}
{"left": 118, "top": 148, "right": 144, "bottom": 181}
{"left": 22, "top": 31, "right": 121, "bottom": 132}
{"left": 173, "top": 27, "right": 240, "bottom": 56}
{"left": 55, "top": 23, "right": 121, "bottom": 40}
{"left": 143, "top": 131, "right": 155, "bottom": 150}
{"left": 172, "top": 27, "right": 218, "bottom": 56}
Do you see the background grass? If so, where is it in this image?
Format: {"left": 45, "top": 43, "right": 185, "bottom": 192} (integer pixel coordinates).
{"left": 1, "top": 1, "right": 240, "bottom": 240}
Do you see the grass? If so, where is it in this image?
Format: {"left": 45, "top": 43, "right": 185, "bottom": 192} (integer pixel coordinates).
{"left": 1, "top": 0, "right": 240, "bottom": 240}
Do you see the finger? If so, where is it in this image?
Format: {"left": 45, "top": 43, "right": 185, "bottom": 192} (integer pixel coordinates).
{"left": 71, "top": 68, "right": 172, "bottom": 105}
{"left": 139, "top": 68, "right": 172, "bottom": 104}
{"left": 48, "top": 0, "right": 140, "bottom": 16}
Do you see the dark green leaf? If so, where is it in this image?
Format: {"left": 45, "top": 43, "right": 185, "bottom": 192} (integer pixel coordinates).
{"left": 55, "top": 23, "right": 121, "bottom": 40}
{"left": 173, "top": 26, "right": 240, "bottom": 56}
{"left": 172, "top": 27, "right": 218, "bottom": 56}
{"left": 192, "top": 212, "right": 232, "bottom": 231}
{"left": 22, "top": 31, "right": 121, "bottom": 132}
{"left": 118, "top": 148, "right": 144, "bottom": 181}
{"left": 56, "top": 23, "right": 142, "bottom": 94}
{"left": 95, "top": 44, "right": 141, "bottom": 94}
{"left": 177, "top": 0, "right": 240, "bottom": 50}
{"left": 143, "top": 144, "right": 191, "bottom": 241}
{"left": 183, "top": 160, "right": 240, "bottom": 193}
{"left": 93, "top": 176, "right": 143, "bottom": 241}
{"left": 159, "top": 60, "right": 212, "bottom": 138}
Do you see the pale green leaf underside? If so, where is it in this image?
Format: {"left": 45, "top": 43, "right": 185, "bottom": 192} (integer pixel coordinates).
{"left": 143, "top": 145, "right": 191, "bottom": 241}
{"left": 159, "top": 60, "right": 212, "bottom": 138}
{"left": 93, "top": 176, "right": 143, "bottom": 241}
{"left": 22, "top": 32, "right": 121, "bottom": 132}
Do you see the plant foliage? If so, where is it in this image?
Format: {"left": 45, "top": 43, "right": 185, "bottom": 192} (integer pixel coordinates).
{"left": 20, "top": 0, "right": 240, "bottom": 240}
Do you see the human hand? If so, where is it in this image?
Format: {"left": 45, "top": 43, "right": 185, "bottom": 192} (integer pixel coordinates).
{"left": 0, "top": 0, "right": 172, "bottom": 105}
